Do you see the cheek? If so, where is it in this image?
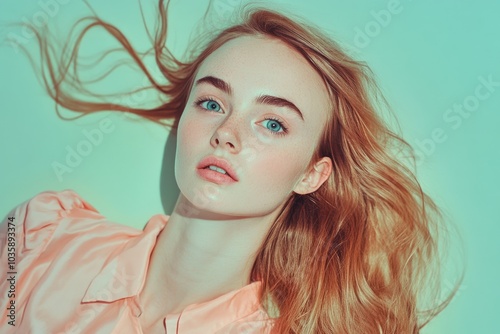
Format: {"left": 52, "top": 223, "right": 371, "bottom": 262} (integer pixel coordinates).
{"left": 178, "top": 113, "right": 207, "bottom": 148}
{"left": 252, "top": 149, "right": 306, "bottom": 191}
{"left": 175, "top": 114, "right": 205, "bottom": 176}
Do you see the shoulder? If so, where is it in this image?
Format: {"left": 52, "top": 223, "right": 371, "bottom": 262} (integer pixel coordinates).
{"left": 0, "top": 190, "right": 145, "bottom": 332}
{"left": 0, "top": 189, "right": 138, "bottom": 258}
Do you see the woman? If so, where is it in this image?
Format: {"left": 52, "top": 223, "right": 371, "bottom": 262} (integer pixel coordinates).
{"left": 0, "top": 0, "right": 459, "bottom": 333}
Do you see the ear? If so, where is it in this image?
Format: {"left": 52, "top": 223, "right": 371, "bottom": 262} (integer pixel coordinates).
{"left": 293, "top": 157, "right": 332, "bottom": 195}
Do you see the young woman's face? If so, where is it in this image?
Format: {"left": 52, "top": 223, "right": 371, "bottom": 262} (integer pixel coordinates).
{"left": 175, "top": 35, "right": 331, "bottom": 217}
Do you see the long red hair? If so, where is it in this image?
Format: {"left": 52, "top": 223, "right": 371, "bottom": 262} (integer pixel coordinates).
{"left": 13, "top": 0, "right": 462, "bottom": 332}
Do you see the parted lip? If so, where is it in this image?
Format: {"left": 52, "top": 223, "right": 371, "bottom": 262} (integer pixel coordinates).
{"left": 197, "top": 155, "right": 239, "bottom": 181}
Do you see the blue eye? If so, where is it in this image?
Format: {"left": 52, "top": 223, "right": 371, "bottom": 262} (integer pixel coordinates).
{"left": 197, "top": 99, "right": 222, "bottom": 112}
{"left": 193, "top": 97, "right": 289, "bottom": 137}
{"left": 262, "top": 118, "right": 288, "bottom": 136}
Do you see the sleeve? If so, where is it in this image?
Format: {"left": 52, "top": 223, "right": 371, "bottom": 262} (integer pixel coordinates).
{"left": 0, "top": 189, "right": 101, "bottom": 329}
{"left": 0, "top": 189, "right": 100, "bottom": 256}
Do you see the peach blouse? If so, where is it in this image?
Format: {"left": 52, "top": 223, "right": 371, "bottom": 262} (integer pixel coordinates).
{"left": 0, "top": 190, "right": 275, "bottom": 333}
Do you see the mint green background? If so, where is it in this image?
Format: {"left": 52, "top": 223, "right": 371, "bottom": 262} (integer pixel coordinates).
{"left": 1, "top": 1, "right": 499, "bottom": 333}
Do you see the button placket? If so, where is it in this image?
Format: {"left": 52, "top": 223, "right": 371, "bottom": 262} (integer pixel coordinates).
{"left": 164, "top": 313, "right": 181, "bottom": 334}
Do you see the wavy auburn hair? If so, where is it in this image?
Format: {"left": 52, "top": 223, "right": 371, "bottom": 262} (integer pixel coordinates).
{"left": 13, "top": 0, "right": 462, "bottom": 332}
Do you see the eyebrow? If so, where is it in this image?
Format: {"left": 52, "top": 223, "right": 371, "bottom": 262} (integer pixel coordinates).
{"left": 194, "top": 75, "right": 304, "bottom": 121}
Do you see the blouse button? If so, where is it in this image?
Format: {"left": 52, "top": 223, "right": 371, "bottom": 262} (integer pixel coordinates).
{"left": 59, "top": 210, "right": 68, "bottom": 218}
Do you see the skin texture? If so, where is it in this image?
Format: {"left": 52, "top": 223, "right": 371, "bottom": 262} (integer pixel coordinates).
{"left": 138, "top": 35, "right": 333, "bottom": 331}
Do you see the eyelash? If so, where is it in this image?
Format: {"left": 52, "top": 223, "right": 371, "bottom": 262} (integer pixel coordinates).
{"left": 193, "top": 97, "right": 289, "bottom": 137}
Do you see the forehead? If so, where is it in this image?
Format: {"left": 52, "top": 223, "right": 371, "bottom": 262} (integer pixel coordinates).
{"left": 194, "top": 35, "right": 331, "bottom": 125}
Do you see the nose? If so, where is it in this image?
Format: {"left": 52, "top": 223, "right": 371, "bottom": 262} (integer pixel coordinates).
{"left": 211, "top": 115, "right": 242, "bottom": 152}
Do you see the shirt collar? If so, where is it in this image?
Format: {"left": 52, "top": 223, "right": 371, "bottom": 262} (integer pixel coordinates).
{"left": 81, "top": 214, "right": 268, "bottom": 332}
{"left": 164, "top": 280, "right": 265, "bottom": 333}
{"left": 81, "top": 214, "right": 167, "bottom": 303}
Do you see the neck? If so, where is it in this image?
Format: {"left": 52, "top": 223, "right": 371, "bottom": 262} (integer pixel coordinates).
{"left": 137, "top": 193, "right": 280, "bottom": 324}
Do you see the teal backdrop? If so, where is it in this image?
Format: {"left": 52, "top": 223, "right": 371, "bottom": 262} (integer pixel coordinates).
{"left": 1, "top": 1, "right": 498, "bottom": 333}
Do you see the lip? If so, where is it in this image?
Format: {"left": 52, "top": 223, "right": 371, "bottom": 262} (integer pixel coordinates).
{"left": 196, "top": 155, "right": 239, "bottom": 182}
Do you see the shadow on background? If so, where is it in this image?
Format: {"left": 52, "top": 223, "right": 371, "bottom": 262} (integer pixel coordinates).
{"left": 159, "top": 128, "right": 180, "bottom": 216}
